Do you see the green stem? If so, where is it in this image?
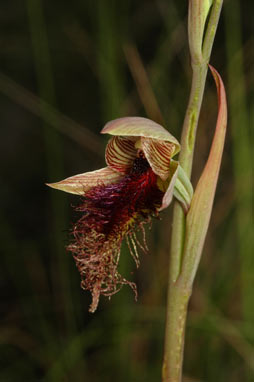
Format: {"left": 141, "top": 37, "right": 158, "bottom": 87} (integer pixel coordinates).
{"left": 169, "top": 61, "right": 208, "bottom": 289}
{"left": 162, "top": 280, "right": 191, "bottom": 382}
{"left": 162, "top": 63, "right": 207, "bottom": 382}
{"left": 162, "top": 1, "right": 223, "bottom": 380}
{"left": 178, "top": 64, "right": 208, "bottom": 176}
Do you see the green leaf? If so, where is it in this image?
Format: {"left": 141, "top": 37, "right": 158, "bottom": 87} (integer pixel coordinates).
{"left": 180, "top": 65, "right": 227, "bottom": 287}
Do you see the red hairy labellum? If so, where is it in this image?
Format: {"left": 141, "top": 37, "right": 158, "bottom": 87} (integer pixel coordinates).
{"left": 68, "top": 155, "right": 163, "bottom": 312}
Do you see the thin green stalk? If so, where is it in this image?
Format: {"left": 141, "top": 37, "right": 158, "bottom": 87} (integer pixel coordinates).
{"left": 169, "top": 0, "right": 224, "bottom": 286}
{"left": 169, "top": 64, "right": 208, "bottom": 285}
{"left": 162, "top": 280, "right": 192, "bottom": 382}
{"left": 178, "top": 64, "right": 208, "bottom": 177}
{"left": 162, "top": 1, "right": 224, "bottom": 380}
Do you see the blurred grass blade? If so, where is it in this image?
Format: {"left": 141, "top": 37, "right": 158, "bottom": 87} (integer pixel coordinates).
{"left": 96, "top": 0, "right": 126, "bottom": 120}
{"left": 96, "top": 2, "right": 133, "bottom": 379}
{"left": 124, "top": 43, "right": 164, "bottom": 125}
{"left": 0, "top": 71, "right": 103, "bottom": 156}
{"left": 26, "top": 0, "right": 74, "bottom": 339}
{"left": 224, "top": 0, "right": 254, "bottom": 335}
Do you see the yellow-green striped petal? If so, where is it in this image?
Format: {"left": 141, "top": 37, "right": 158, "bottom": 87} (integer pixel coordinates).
{"left": 141, "top": 137, "right": 175, "bottom": 180}
{"left": 158, "top": 160, "right": 179, "bottom": 211}
{"left": 105, "top": 136, "right": 137, "bottom": 174}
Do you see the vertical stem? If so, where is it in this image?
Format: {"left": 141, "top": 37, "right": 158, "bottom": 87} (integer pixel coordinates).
{"left": 162, "top": 1, "right": 224, "bottom": 380}
{"left": 162, "top": 280, "right": 191, "bottom": 382}
{"left": 169, "top": 64, "right": 208, "bottom": 285}
{"left": 178, "top": 64, "right": 208, "bottom": 177}
{"left": 162, "top": 63, "right": 208, "bottom": 382}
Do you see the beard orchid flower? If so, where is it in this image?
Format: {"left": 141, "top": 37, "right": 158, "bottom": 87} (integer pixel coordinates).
{"left": 47, "top": 117, "right": 192, "bottom": 312}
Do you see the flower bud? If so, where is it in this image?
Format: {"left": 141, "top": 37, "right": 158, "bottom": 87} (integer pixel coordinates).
{"left": 188, "top": 0, "right": 213, "bottom": 63}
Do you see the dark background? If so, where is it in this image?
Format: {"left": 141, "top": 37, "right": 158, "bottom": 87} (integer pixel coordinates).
{"left": 0, "top": 0, "right": 253, "bottom": 381}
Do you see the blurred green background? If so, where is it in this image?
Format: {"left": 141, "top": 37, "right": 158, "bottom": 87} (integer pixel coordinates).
{"left": 0, "top": 0, "right": 253, "bottom": 381}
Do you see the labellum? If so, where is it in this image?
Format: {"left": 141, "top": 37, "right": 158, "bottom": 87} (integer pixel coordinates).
{"left": 47, "top": 117, "right": 191, "bottom": 312}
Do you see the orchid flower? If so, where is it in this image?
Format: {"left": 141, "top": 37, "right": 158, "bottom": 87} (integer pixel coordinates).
{"left": 47, "top": 117, "right": 192, "bottom": 312}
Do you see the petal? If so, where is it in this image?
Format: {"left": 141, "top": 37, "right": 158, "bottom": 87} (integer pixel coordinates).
{"left": 46, "top": 167, "right": 124, "bottom": 195}
{"left": 101, "top": 117, "right": 180, "bottom": 156}
{"left": 105, "top": 136, "right": 137, "bottom": 174}
{"left": 173, "top": 165, "right": 193, "bottom": 213}
{"left": 158, "top": 160, "right": 179, "bottom": 211}
{"left": 141, "top": 137, "right": 175, "bottom": 180}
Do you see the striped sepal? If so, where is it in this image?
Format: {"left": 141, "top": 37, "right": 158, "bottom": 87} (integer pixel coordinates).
{"left": 46, "top": 167, "right": 123, "bottom": 195}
